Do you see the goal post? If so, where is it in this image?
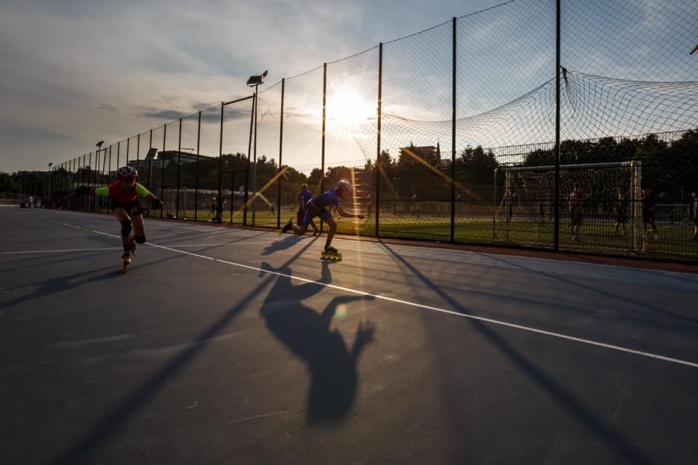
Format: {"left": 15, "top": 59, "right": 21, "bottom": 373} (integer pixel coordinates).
{"left": 494, "top": 160, "right": 643, "bottom": 252}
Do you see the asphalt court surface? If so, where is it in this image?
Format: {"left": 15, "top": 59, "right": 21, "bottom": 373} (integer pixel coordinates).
{"left": 1, "top": 208, "right": 697, "bottom": 465}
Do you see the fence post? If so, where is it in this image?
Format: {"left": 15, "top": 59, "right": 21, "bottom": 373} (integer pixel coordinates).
{"left": 217, "top": 102, "right": 224, "bottom": 223}
{"left": 277, "top": 78, "right": 285, "bottom": 229}
{"left": 148, "top": 130, "right": 153, "bottom": 191}
{"left": 376, "top": 43, "right": 383, "bottom": 237}
{"left": 450, "top": 17, "right": 457, "bottom": 243}
{"left": 321, "top": 63, "right": 327, "bottom": 195}
{"left": 195, "top": 111, "right": 201, "bottom": 222}
{"left": 244, "top": 97, "right": 254, "bottom": 226}
{"left": 177, "top": 117, "right": 182, "bottom": 218}
{"left": 554, "top": 0, "right": 562, "bottom": 251}
{"left": 161, "top": 126, "right": 166, "bottom": 219}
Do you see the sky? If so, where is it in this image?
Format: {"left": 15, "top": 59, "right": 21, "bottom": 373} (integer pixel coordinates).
{"left": 0, "top": 0, "right": 508, "bottom": 173}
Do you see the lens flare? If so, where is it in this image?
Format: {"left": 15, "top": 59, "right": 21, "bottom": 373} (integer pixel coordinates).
{"left": 334, "top": 303, "right": 348, "bottom": 320}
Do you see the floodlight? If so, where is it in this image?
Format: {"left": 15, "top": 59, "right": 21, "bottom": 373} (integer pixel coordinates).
{"left": 246, "top": 70, "right": 268, "bottom": 87}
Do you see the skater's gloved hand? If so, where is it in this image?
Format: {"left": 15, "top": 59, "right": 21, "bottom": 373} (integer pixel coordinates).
{"left": 151, "top": 198, "right": 163, "bottom": 210}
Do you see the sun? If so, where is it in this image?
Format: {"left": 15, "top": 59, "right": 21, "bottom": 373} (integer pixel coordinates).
{"left": 326, "top": 84, "right": 375, "bottom": 128}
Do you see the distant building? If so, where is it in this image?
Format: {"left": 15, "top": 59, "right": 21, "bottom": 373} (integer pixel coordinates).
{"left": 157, "top": 150, "right": 204, "bottom": 165}
{"left": 398, "top": 142, "right": 442, "bottom": 167}
{"left": 130, "top": 150, "right": 212, "bottom": 171}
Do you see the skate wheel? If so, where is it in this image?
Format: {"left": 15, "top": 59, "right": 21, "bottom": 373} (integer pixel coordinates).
{"left": 121, "top": 256, "right": 132, "bottom": 273}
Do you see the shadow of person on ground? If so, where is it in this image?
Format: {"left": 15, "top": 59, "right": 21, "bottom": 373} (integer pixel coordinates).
{"left": 259, "top": 261, "right": 376, "bottom": 425}
{"left": 0, "top": 265, "right": 119, "bottom": 312}
{"left": 261, "top": 234, "right": 310, "bottom": 256}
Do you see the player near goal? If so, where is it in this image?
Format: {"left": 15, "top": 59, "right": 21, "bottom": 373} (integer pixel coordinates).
{"left": 568, "top": 186, "right": 584, "bottom": 242}
{"left": 613, "top": 190, "right": 628, "bottom": 236}
{"left": 60, "top": 166, "right": 163, "bottom": 264}
{"left": 641, "top": 189, "right": 659, "bottom": 240}
{"left": 691, "top": 187, "right": 698, "bottom": 241}
{"left": 281, "top": 179, "right": 364, "bottom": 257}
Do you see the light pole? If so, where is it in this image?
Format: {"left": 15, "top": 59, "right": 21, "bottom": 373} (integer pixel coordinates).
{"left": 177, "top": 147, "right": 195, "bottom": 217}
{"left": 47, "top": 163, "right": 53, "bottom": 202}
{"left": 95, "top": 141, "right": 104, "bottom": 180}
{"left": 95, "top": 141, "right": 104, "bottom": 211}
{"left": 246, "top": 70, "right": 268, "bottom": 225}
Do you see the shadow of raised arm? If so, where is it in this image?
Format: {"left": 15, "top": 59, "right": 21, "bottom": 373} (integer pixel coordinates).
{"left": 351, "top": 320, "right": 376, "bottom": 360}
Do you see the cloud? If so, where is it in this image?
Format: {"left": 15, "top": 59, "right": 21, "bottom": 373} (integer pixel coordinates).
{"left": 0, "top": 118, "right": 81, "bottom": 173}
{"left": 0, "top": 0, "right": 517, "bottom": 172}
{"left": 141, "top": 110, "right": 194, "bottom": 121}
{"left": 98, "top": 104, "right": 120, "bottom": 113}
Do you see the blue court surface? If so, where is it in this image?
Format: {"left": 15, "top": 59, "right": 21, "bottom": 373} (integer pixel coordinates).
{"left": 1, "top": 207, "right": 697, "bottom": 465}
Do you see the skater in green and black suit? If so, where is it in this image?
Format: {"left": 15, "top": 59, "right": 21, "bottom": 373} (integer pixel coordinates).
{"left": 61, "top": 166, "right": 162, "bottom": 263}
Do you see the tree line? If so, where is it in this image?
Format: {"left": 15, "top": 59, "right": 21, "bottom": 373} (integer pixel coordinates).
{"left": 3, "top": 128, "right": 696, "bottom": 205}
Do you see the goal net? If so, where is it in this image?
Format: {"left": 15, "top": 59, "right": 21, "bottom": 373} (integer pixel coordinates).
{"left": 494, "top": 160, "right": 643, "bottom": 252}
{"left": 654, "top": 203, "right": 691, "bottom": 225}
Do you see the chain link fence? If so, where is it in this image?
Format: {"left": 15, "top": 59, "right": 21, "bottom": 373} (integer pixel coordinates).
{"left": 50, "top": 0, "right": 698, "bottom": 263}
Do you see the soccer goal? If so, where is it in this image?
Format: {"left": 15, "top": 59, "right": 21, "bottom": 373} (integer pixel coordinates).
{"left": 493, "top": 160, "right": 643, "bottom": 252}
{"left": 654, "top": 203, "right": 691, "bottom": 225}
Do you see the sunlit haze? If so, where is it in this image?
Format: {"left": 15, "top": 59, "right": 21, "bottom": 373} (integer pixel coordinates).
{"left": 0, "top": 0, "right": 506, "bottom": 173}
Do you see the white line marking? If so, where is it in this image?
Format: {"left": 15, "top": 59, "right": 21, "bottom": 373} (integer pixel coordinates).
{"left": 147, "top": 238, "right": 698, "bottom": 370}
{"left": 54, "top": 221, "right": 85, "bottom": 230}
{"left": 53, "top": 334, "right": 135, "bottom": 347}
{"left": 1, "top": 247, "right": 119, "bottom": 255}
{"left": 227, "top": 411, "right": 288, "bottom": 425}
{"left": 147, "top": 242, "right": 217, "bottom": 260}
{"left": 55, "top": 222, "right": 698, "bottom": 370}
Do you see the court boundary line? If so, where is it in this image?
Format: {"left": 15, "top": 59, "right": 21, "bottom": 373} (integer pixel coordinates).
{"left": 145, "top": 237, "right": 698, "bottom": 370}
{"left": 47, "top": 224, "right": 698, "bottom": 370}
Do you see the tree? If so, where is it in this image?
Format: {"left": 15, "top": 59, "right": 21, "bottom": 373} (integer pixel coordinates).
{"left": 376, "top": 149, "right": 393, "bottom": 171}
{"left": 307, "top": 168, "right": 324, "bottom": 192}
{"left": 324, "top": 166, "right": 354, "bottom": 188}
{"left": 0, "top": 172, "right": 18, "bottom": 195}
{"left": 456, "top": 146, "right": 499, "bottom": 185}
{"left": 455, "top": 145, "right": 500, "bottom": 200}
{"left": 397, "top": 143, "right": 440, "bottom": 169}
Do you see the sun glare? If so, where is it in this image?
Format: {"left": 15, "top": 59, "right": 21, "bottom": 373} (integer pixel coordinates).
{"left": 327, "top": 84, "right": 375, "bottom": 128}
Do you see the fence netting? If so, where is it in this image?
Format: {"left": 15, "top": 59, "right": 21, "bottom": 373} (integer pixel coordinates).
{"left": 52, "top": 0, "right": 698, "bottom": 263}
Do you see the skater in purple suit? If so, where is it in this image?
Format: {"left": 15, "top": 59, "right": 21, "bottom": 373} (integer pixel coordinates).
{"left": 281, "top": 179, "right": 363, "bottom": 256}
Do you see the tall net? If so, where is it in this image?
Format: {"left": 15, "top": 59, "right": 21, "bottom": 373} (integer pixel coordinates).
{"left": 49, "top": 0, "right": 698, "bottom": 263}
